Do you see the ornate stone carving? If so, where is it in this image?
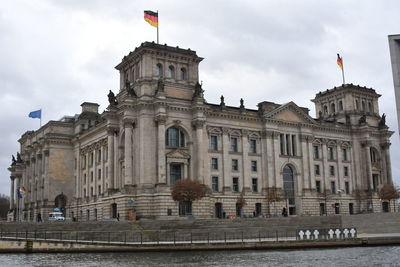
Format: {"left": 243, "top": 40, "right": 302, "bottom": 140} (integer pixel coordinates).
{"left": 379, "top": 113, "right": 387, "bottom": 128}
{"left": 240, "top": 98, "right": 245, "bottom": 109}
{"left": 11, "top": 155, "right": 16, "bottom": 166}
{"left": 192, "top": 82, "right": 204, "bottom": 100}
{"left": 192, "top": 119, "right": 205, "bottom": 129}
{"left": 358, "top": 114, "right": 366, "bottom": 125}
{"left": 220, "top": 95, "right": 225, "bottom": 108}
{"left": 380, "top": 142, "right": 391, "bottom": 150}
{"left": 125, "top": 80, "right": 137, "bottom": 97}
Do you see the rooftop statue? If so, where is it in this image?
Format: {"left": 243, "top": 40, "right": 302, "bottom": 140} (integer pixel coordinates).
{"left": 108, "top": 90, "right": 118, "bottom": 105}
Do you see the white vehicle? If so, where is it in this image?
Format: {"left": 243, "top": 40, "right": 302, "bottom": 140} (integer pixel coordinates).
{"left": 48, "top": 211, "right": 65, "bottom": 221}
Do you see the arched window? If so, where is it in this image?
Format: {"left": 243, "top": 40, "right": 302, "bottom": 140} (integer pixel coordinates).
{"left": 283, "top": 165, "right": 296, "bottom": 215}
{"left": 368, "top": 102, "right": 373, "bottom": 113}
{"left": 323, "top": 105, "right": 328, "bottom": 115}
{"left": 331, "top": 103, "right": 336, "bottom": 113}
{"left": 362, "top": 101, "right": 366, "bottom": 111}
{"left": 180, "top": 68, "right": 187, "bottom": 80}
{"left": 168, "top": 65, "right": 175, "bottom": 79}
{"left": 355, "top": 100, "right": 359, "bottom": 110}
{"left": 339, "top": 101, "right": 343, "bottom": 111}
{"left": 156, "top": 63, "right": 163, "bottom": 77}
{"left": 166, "top": 127, "right": 186, "bottom": 147}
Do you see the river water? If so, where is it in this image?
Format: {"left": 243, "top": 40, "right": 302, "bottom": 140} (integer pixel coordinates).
{"left": 0, "top": 246, "right": 399, "bottom": 266}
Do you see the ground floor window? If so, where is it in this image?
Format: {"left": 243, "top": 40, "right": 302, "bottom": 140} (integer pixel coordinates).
{"left": 349, "top": 203, "right": 354, "bottom": 215}
{"left": 179, "top": 201, "right": 192, "bottom": 216}
{"left": 319, "top": 203, "right": 325, "bottom": 216}
{"left": 334, "top": 203, "right": 340, "bottom": 214}
{"left": 255, "top": 203, "right": 262, "bottom": 217}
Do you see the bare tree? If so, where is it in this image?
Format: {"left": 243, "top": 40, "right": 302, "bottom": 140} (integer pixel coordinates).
{"left": 0, "top": 194, "right": 10, "bottom": 219}
{"left": 378, "top": 184, "right": 400, "bottom": 212}
{"left": 266, "top": 187, "right": 283, "bottom": 216}
{"left": 318, "top": 190, "right": 334, "bottom": 216}
{"left": 353, "top": 189, "right": 367, "bottom": 213}
{"left": 236, "top": 190, "right": 247, "bottom": 217}
{"left": 171, "top": 179, "right": 209, "bottom": 202}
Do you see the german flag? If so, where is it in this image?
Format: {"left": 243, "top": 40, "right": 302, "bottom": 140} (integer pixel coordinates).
{"left": 337, "top": 54, "right": 343, "bottom": 69}
{"left": 144, "top": 10, "right": 158, "bottom": 27}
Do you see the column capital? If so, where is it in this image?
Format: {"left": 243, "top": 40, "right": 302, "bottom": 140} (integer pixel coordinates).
{"left": 154, "top": 115, "right": 167, "bottom": 125}
{"left": 361, "top": 140, "right": 372, "bottom": 148}
{"left": 107, "top": 127, "right": 119, "bottom": 135}
{"left": 299, "top": 134, "right": 313, "bottom": 142}
{"left": 123, "top": 118, "right": 136, "bottom": 128}
{"left": 192, "top": 119, "right": 206, "bottom": 130}
{"left": 380, "top": 142, "right": 391, "bottom": 150}
{"left": 222, "top": 127, "right": 230, "bottom": 135}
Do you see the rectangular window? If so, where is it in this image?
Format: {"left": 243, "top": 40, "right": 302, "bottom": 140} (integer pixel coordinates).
{"left": 82, "top": 155, "right": 87, "bottom": 169}
{"left": 232, "top": 159, "right": 238, "bottom": 171}
{"left": 250, "top": 139, "right": 257, "bottom": 153}
{"left": 344, "top": 166, "right": 349, "bottom": 177}
{"left": 97, "top": 149, "right": 101, "bottom": 162}
{"left": 313, "top": 146, "right": 320, "bottom": 159}
{"left": 252, "top": 178, "right": 258, "bottom": 192}
{"left": 98, "top": 185, "right": 101, "bottom": 195}
{"left": 316, "top": 180, "right": 321, "bottom": 193}
{"left": 83, "top": 174, "right": 86, "bottom": 184}
{"left": 210, "top": 135, "right": 218, "bottom": 150}
{"left": 315, "top": 165, "right": 320, "bottom": 176}
{"left": 90, "top": 152, "right": 94, "bottom": 166}
{"left": 212, "top": 176, "right": 219, "bottom": 192}
{"left": 345, "top": 181, "right": 350, "bottom": 194}
{"left": 251, "top": 161, "right": 257, "bottom": 172}
{"left": 211, "top": 158, "right": 218, "bottom": 170}
{"left": 291, "top": 135, "right": 296, "bottom": 156}
{"left": 90, "top": 171, "right": 93, "bottom": 182}
{"left": 231, "top": 137, "right": 238, "bottom": 152}
{"left": 331, "top": 181, "right": 336, "bottom": 194}
{"left": 280, "top": 134, "right": 285, "bottom": 155}
{"left": 342, "top": 148, "right": 348, "bottom": 161}
{"left": 104, "top": 148, "right": 108, "bottom": 162}
{"left": 328, "top": 147, "right": 334, "bottom": 160}
{"left": 232, "top": 177, "right": 239, "bottom": 192}
{"left": 90, "top": 187, "right": 93, "bottom": 196}
{"left": 98, "top": 169, "right": 101, "bottom": 180}
{"left": 329, "top": 166, "right": 335, "bottom": 176}
{"left": 170, "top": 163, "right": 182, "bottom": 186}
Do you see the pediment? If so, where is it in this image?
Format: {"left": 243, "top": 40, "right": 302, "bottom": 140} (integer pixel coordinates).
{"left": 166, "top": 149, "right": 191, "bottom": 159}
{"left": 265, "top": 102, "right": 316, "bottom": 124}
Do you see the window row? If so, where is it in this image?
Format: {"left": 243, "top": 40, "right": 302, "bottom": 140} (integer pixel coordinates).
{"left": 156, "top": 63, "right": 187, "bottom": 80}
{"left": 211, "top": 158, "right": 258, "bottom": 172}
{"left": 315, "top": 180, "right": 350, "bottom": 195}
{"left": 313, "top": 145, "right": 350, "bottom": 161}
{"left": 210, "top": 135, "right": 257, "bottom": 153}
{"left": 314, "top": 165, "right": 350, "bottom": 177}
{"left": 82, "top": 168, "right": 107, "bottom": 185}
{"left": 211, "top": 176, "right": 258, "bottom": 193}
{"left": 83, "top": 185, "right": 103, "bottom": 197}
{"left": 79, "top": 148, "right": 108, "bottom": 169}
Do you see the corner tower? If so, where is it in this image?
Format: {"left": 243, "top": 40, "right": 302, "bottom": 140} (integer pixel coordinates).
{"left": 115, "top": 42, "right": 203, "bottom": 100}
{"left": 312, "top": 84, "right": 382, "bottom": 127}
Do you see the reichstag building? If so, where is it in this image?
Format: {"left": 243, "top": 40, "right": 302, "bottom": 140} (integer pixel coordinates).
{"left": 8, "top": 42, "right": 394, "bottom": 221}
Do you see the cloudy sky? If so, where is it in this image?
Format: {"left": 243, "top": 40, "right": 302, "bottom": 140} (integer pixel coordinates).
{"left": 1, "top": 0, "right": 399, "bottom": 196}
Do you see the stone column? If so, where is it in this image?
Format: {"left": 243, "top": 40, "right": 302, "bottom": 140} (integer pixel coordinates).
{"left": 307, "top": 138, "right": 315, "bottom": 190}
{"left": 155, "top": 115, "right": 167, "bottom": 184}
{"left": 242, "top": 130, "right": 250, "bottom": 191}
{"left": 107, "top": 128, "right": 116, "bottom": 190}
{"left": 336, "top": 143, "right": 343, "bottom": 192}
{"left": 300, "top": 135, "right": 310, "bottom": 191}
{"left": 10, "top": 176, "right": 15, "bottom": 210}
{"left": 273, "top": 132, "right": 281, "bottom": 188}
{"left": 260, "top": 131, "right": 268, "bottom": 190}
{"left": 363, "top": 143, "right": 373, "bottom": 190}
{"left": 124, "top": 119, "right": 134, "bottom": 186}
{"left": 222, "top": 127, "right": 230, "bottom": 191}
{"left": 193, "top": 120, "right": 205, "bottom": 184}
{"left": 381, "top": 142, "right": 392, "bottom": 184}
{"left": 322, "top": 140, "right": 329, "bottom": 191}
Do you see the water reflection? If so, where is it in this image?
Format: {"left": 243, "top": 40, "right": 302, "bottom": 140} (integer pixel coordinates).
{"left": 0, "top": 246, "right": 399, "bottom": 267}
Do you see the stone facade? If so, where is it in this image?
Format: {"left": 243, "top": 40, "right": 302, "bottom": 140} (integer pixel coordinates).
{"left": 8, "top": 42, "right": 395, "bottom": 221}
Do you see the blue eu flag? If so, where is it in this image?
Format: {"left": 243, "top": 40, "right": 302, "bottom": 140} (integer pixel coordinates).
{"left": 28, "top": 109, "right": 41, "bottom": 119}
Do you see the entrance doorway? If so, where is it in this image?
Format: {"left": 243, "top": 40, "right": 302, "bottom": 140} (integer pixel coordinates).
{"left": 319, "top": 203, "right": 325, "bottom": 216}
{"left": 215, "top": 203, "right": 223, "bottom": 219}
{"left": 382, "top": 202, "right": 389, "bottom": 212}
{"left": 111, "top": 203, "right": 117, "bottom": 218}
{"left": 349, "top": 203, "right": 354, "bottom": 214}
{"left": 255, "top": 203, "right": 262, "bottom": 217}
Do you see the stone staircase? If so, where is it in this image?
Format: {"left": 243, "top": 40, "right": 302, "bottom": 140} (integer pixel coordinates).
{"left": 1, "top": 213, "right": 398, "bottom": 235}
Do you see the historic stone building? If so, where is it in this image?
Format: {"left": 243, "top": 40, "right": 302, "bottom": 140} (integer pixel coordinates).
{"left": 389, "top": 34, "right": 400, "bottom": 137}
{"left": 8, "top": 42, "right": 395, "bottom": 221}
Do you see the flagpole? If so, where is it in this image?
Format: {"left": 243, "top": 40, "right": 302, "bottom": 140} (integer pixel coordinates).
{"left": 157, "top": 10, "right": 159, "bottom": 44}
{"left": 40, "top": 108, "right": 42, "bottom": 128}
{"left": 341, "top": 57, "right": 345, "bottom": 85}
